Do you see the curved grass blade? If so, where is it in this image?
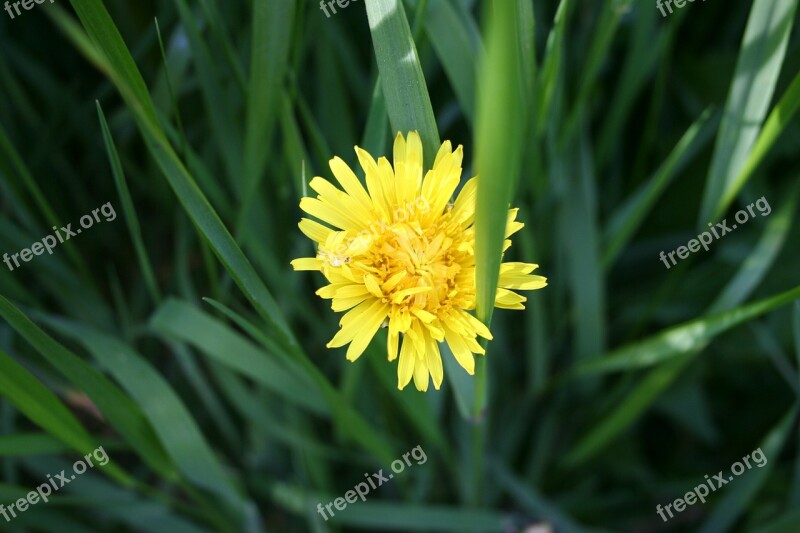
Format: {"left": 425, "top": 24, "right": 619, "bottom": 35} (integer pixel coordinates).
{"left": 717, "top": 68, "right": 800, "bottom": 219}
{"left": 566, "top": 282, "right": 800, "bottom": 379}
{"left": 39, "top": 317, "right": 249, "bottom": 520}
{"left": 563, "top": 281, "right": 800, "bottom": 465}
{"left": 0, "top": 295, "right": 175, "bottom": 479}
{"left": 65, "top": 0, "right": 296, "bottom": 350}
{"left": 707, "top": 182, "right": 799, "bottom": 313}
{"left": 603, "top": 108, "right": 718, "bottom": 268}
{"left": 698, "top": 0, "right": 799, "bottom": 225}
{"left": 173, "top": 0, "right": 242, "bottom": 187}
{"left": 196, "top": 299, "right": 398, "bottom": 465}
{"left": 0, "top": 349, "right": 133, "bottom": 486}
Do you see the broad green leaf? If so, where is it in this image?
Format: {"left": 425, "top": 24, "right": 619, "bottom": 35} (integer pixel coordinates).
{"left": 39, "top": 317, "right": 248, "bottom": 519}
{"left": 474, "top": 0, "right": 526, "bottom": 328}
{"left": 561, "top": 131, "right": 604, "bottom": 360}
{"left": 150, "top": 298, "right": 328, "bottom": 415}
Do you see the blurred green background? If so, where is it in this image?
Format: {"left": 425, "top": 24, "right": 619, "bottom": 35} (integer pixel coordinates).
{"left": 1, "top": 0, "right": 800, "bottom": 531}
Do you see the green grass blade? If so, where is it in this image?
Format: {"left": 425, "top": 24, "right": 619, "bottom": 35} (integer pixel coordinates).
{"left": 424, "top": 0, "right": 478, "bottom": 125}
{"left": 365, "top": 0, "right": 440, "bottom": 165}
{"left": 0, "top": 295, "right": 175, "bottom": 479}
{"left": 699, "top": 405, "right": 798, "bottom": 533}
{"left": 0, "top": 124, "right": 90, "bottom": 277}
{"left": 603, "top": 108, "right": 718, "bottom": 268}
{"left": 0, "top": 433, "right": 70, "bottom": 457}
{"left": 360, "top": 78, "right": 390, "bottom": 156}
{"left": 96, "top": 102, "right": 161, "bottom": 304}
{"left": 0, "top": 350, "right": 133, "bottom": 486}
{"left": 240, "top": 0, "right": 295, "bottom": 229}
{"left": 717, "top": 68, "right": 800, "bottom": 218}
{"left": 271, "top": 482, "right": 510, "bottom": 532}
{"left": 492, "top": 460, "right": 592, "bottom": 533}
{"left": 566, "top": 283, "right": 800, "bottom": 378}
{"left": 563, "top": 282, "right": 800, "bottom": 465}
{"left": 65, "top": 0, "right": 296, "bottom": 349}
{"left": 474, "top": 0, "right": 525, "bottom": 329}
{"left": 536, "top": 0, "right": 569, "bottom": 137}
{"left": 699, "top": 0, "right": 799, "bottom": 225}
{"left": 707, "top": 182, "right": 799, "bottom": 313}
{"left": 793, "top": 302, "right": 800, "bottom": 506}
{"left": 38, "top": 317, "right": 249, "bottom": 521}
{"left": 565, "top": 351, "right": 695, "bottom": 466}
{"left": 173, "top": 0, "right": 243, "bottom": 186}
{"left": 150, "top": 298, "right": 328, "bottom": 415}
{"left": 562, "top": 131, "right": 604, "bottom": 360}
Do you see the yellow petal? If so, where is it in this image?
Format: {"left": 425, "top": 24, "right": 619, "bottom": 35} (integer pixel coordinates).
{"left": 387, "top": 327, "right": 399, "bottom": 362}
{"left": 424, "top": 332, "right": 443, "bottom": 389}
{"left": 364, "top": 274, "right": 383, "bottom": 299}
{"left": 298, "top": 218, "right": 333, "bottom": 244}
{"left": 452, "top": 177, "right": 477, "bottom": 225}
{"left": 329, "top": 156, "right": 373, "bottom": 210}
{"left": 355, "top": 146, "right": 390, "bottom": 217}
{"left": 494, "top": 288, "right": 527, "bottom": 310}
{"left": 413, "top": 353, "right": 429, "bottom": 391}
{"left": 397, "top": 336, "right": 415, "bottom": 389}
{"left": 300, "top": 197, "right": 360, "bottom": 231}
{"left": 345, "top": 301, "right": 389, "bottom": 362}
{"left": 309, "top": 177, "right": 373, "bottom": 223}
{"left": 327, "top": 299, "right": 376, "bottom": 347}
{"left": 442, "top": 324, "right": 474, "bottom": 375}
{"left": 290, "top": 258, "right": 322, "bottom": 271}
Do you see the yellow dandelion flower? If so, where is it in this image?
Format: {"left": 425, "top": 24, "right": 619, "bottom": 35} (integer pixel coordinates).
{"left": 291, "top": 131, "right": 547, "bottom": 391}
